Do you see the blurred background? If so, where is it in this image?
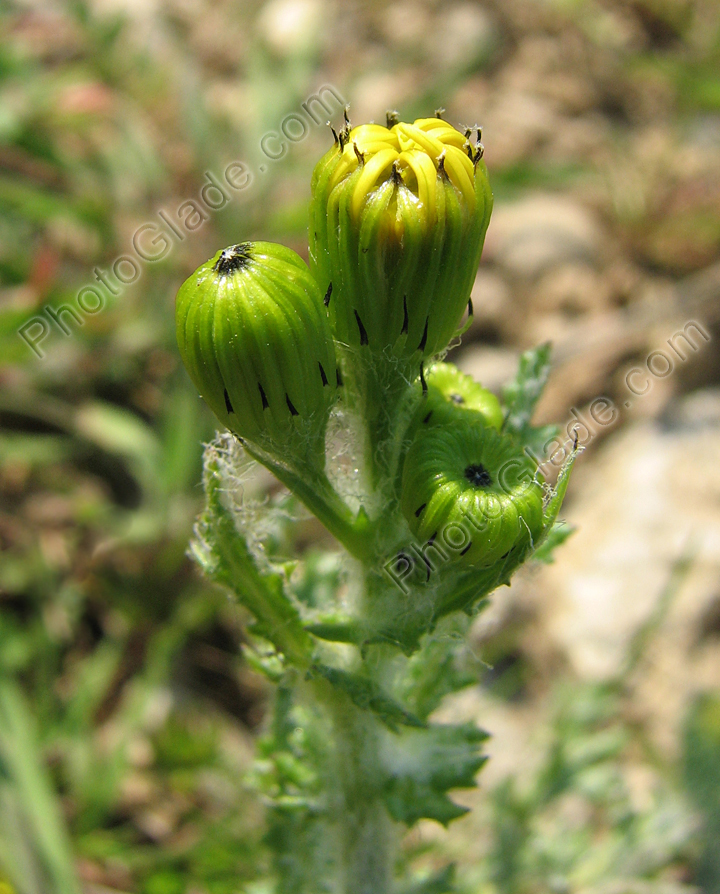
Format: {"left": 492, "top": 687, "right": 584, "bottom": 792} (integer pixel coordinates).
{"left": 1, "top": 0, "right": 720, "bottom": 892}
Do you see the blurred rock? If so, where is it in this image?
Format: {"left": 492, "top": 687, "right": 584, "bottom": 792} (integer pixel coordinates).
{"left": 430, "top": 2, "right": 496, "bottom": 71}
{"left": 482, "top": 91, "right": 559, "bottom": 168}
{"left": 256, "top": 0, "right": 324, "bottom": 56}
{"left": 381, "top": 1, "right": 433, "bottom": 49}
{"left": 467, "top": 269, "right": 512, "bottom": 341}
{"left": 453, "top": 345, "right": 519, "bottom": 394}
{"left": 352, "top": 69, "right": 418, "bottom": 125}
{"left": 484, "top": 194, "right": 605, "bottom": 278}
{"left": 537, "top": 388, "right": 720, "bottom": 755}
{"left": 534, "top": 262, "right": 613, "bottom": 316}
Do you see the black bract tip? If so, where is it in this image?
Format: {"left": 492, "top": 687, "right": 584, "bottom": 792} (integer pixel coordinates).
{"left": 354, "top": 309, "right": 369, "bottom": 346}
{"left": 259, "top": 382, "right": 269, "bottom": 410}
{"left": 418, "top": 317, "right": 429, "bottom": 352}
{"left": 214, "top": 243, "right": 252, "bottom": 275}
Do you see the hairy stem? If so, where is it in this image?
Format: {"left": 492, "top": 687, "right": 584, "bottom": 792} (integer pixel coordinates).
{"left": 244, "top": 443, "right": 373, "bottom": 560}
{"left": 321, "top": 683, "right": 395, "bottom": 894}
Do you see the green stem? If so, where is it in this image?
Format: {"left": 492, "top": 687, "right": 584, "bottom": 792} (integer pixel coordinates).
{"left": 245, "top": 444, "right": 373, "bottom": 561}
{"left": 339, "top": 349, "right": 419, "bottom": 506}
{"left": 319, "top": 682, "right": 395, "bottom": 894}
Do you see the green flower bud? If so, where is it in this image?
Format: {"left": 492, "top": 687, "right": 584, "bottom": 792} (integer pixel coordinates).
{"left": 309, "top": 116, "right": 492, "bottom": 359}
{"left": 401, "top": 424, "right": 543, "bottom": 568}
{"left": 176, "top": 242, "right": 337, "bottom": 459}
{"left": 417, "top": 362, "right": 503, "bottom": 431}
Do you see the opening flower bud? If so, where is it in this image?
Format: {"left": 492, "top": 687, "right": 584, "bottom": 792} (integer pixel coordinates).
{"left": 416, "top": 362, "right": 503, "bottom": 432}
{"left": 309, "top": 116, "right": 492, "bottom": 359}
{"left": 176, "top": 242, "right": 337, "bottom": 460}
{"left": 401, "top": 423, "right": 544, "bottom": 568}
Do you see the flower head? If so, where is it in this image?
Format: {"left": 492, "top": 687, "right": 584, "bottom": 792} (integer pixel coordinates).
{"left": 401, "top": 423, "right": 543, "bottom": 569}
{"left": 176, "top": 242, "right": 337, "bottom": 461}
{"left": 416, "top": 362, "right": 503, "bottom": 432}
{"left": 309, "top": 115, "right": 492, "bottom": 359}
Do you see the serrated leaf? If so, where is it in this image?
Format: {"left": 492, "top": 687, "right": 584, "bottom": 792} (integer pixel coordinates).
{"left": 542, "top": 446, "right": 580, "bottom": 529}
{"left": 311, "top": 664, "right": 425, "bottom": 731}
{"left": 400, "top": 618, "right": 476, "bottom": 721}
{"left": 502, "top": 343, "right": 553, "bottom": 437}
{"left": 379, "top": 723, "right": 488, "bottom": 826}
{"left": 194, "top": 452, "right": 312, "bottom": 666}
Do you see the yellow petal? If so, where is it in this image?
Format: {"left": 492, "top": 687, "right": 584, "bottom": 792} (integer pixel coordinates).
{"left": 396, "top": 122, "right": 445, "bottom": 158}
{"left": 441, "top": 145, "right": 476, "bottom": 210}
{"left": 399, "top": 148, "right": 437, "bottom": 222}
{"left": 351, "top": 147, "right": 399, "bottom": 218}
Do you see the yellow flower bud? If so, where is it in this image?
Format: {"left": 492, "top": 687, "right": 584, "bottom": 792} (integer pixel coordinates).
{"left": 309, "top": 116, "right": 492, "bottom": 359}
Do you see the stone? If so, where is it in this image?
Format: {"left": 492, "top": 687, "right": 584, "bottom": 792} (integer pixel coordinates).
{"left": 536, "top": 388, "right": 720, "bottom": 756}
{"left": 452, "top": 345, "right": 520, "bottom": 395}
{"left": 483, "top": 193, "right": 605, "bottom": 278}
{"left": 467, "top": 269, "right": 512, "bottom": 340}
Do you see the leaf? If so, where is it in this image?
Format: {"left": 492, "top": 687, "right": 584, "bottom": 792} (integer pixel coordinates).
{"left": 502, "top": 343, "right": 553, "bottom": 437}
{"left": 532, "top": 521, "right": 575, "bottom": 564}
{"left": 310, "top": 664, "right": 425, "bottom": 731}
{"left": 0, "top": 681, "right": 82, "bottom": 894}
{"left": 304, "top": 614, "right": 365, "bottom": 645}
{"left": 193, "top": 450, "right": 312, "bottom": 666}
{"left": 400, "top": 617, "right": 476, "bottom": 721}
{"left": 379, "top": 723, "right": 488, "bottom": 826}
{"left": 542, "top": 445, "right": 579, "bottom": 530}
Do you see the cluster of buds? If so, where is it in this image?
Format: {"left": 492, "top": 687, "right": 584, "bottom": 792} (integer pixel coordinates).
{"left": 175, "top": 112, "right": 553, "bottom": 584}
{"left": 309, "top": 113, "right": 492, "bottom": 359}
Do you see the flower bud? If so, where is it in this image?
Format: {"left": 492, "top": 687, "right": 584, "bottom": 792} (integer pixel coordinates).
{"left": 176, "top": 242, "right": 337, "bottom": 459}
{"left": 417, "top": 362, "right": 503, "bottom": 431}
{"left": 309, "top": 116, "right": 492, "bottom": 359}
{"left": 401, "top": 424, "right": 543, "bottom": 568}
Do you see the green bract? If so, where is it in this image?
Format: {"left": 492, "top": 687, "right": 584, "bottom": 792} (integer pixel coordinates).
{"left": 416, "top": 362, "right": 503, "bottom": 431}
{"left": 175, "top": 242, "right": 337, "bottom": 460}
{"left": 309, "top": 117, "right": 492, "bottom": 359}
{"left": 401, "top": 423, "right": 544, "bottom": 568}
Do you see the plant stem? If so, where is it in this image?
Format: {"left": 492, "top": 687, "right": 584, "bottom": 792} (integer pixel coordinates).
{"left": 244, "top": 443, "right": 373, "bottom": 561}
{"left": 323, "top": 684, "right": 395, "bottom": 894}
{"left": 339, "top": 349, "right": 419, "bottom": 507}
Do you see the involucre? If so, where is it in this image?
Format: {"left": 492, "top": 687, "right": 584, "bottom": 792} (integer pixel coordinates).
{"left": 401, "top": 423, "right": 544, "bottom": 569}
{"left": 176, "top": 242, "right": 337, "bottom": 462}
{"left": 309, "top": 117, "right": 492, "bottom": 359}
{"left": 416, "top": 362, "right": 503, "bottom": 432}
